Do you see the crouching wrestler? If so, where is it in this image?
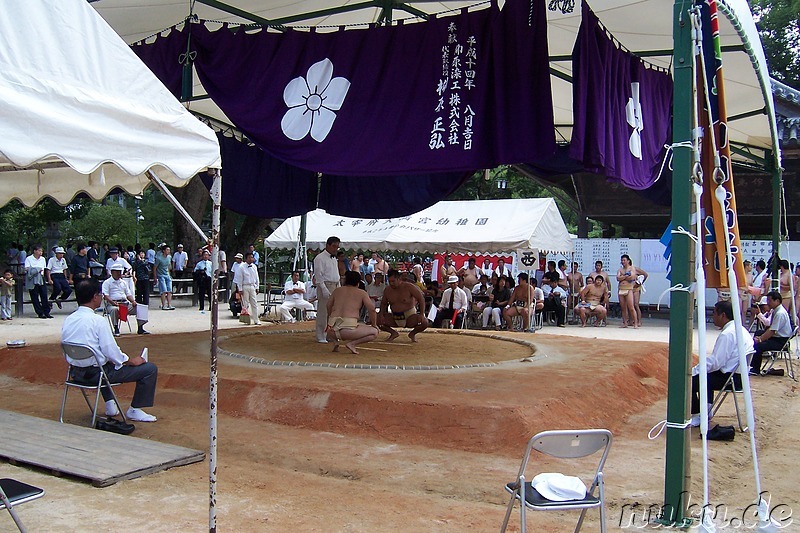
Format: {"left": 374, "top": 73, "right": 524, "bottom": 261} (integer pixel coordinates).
{"left": 378, "top": 268, "right": 429, "bottom": 342}
{"left": 326, "top": 271, "right": 379, "bottom": 354}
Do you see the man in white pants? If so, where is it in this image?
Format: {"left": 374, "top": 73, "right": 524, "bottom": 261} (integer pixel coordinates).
{"left": 233, "top": 252, "right": 261, "bottom": 325}
{"left": 279, "top": 271, "right": 315, "bottom": 323}
{"left": 313, "top": 236, "right": 341, "bottom": 343}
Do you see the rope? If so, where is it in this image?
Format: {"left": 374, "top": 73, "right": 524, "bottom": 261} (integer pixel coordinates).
{"left": 648, "top": 418, "right": 693, "bottom": 440}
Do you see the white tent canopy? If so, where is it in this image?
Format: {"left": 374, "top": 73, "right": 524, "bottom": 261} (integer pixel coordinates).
{"left": 265, "top": 198, "right": 574, "bottom": 254}
{"left": 0, "top": 0, "right": 221, "bottom": 207}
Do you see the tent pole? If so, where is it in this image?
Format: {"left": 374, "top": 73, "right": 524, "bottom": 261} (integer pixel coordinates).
{"left": 770, "top": 152, "right": 780, "bottom": 273}
{"left": 299, "top": 213, "right": 308, "bottom": 280}
{"left": 208, "top": 170, "right": 221, "bottom": 532}
{"left": 660, "top": 1, "right": 694, "bottom": 527}
{"left": 146, "top": 171, "right": 208, "bottom": 241}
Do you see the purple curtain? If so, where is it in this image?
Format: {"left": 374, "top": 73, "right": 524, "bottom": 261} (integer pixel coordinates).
{"left": 133, "top": 0, "right": 555, "bottom": 176}
{"left": 212, "top": 134, "right": 318, "bottom": 218}
{"left": 569, "top": 3, "right": 673, "bottom": 191}
{"left": 131, "top": 26, "right": 187, "bottom": 98}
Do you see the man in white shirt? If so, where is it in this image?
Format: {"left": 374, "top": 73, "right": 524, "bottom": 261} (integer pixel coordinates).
{"left": 233, "top": 252, "right": 261, "bottom": 325}
{"left": 46, "top": 246, "right": 72, "bottom": 309}
{"left": 279, "top": 271, "right": 315, "bottom": 323}
{"left": 172, "top": 244, "right": 189, "bottom": 291}
{"left": 541, "top": 273, "right": 567, "bottom": 327}
{"left": 102, "top": 264, "right": 137, "bottom": 337}
{"left": 494, "top": 258, "right": 512, "bottom": 279}
{"left": 751, "top": 290, "right": 794, "bottom": 375}
{"left": 313, "top": 236, "right": 341, "bottom": 343}
{"left": 62, "top": 279, "right": 158, "bottom": 422}
{"left": 435, "top": 275, "right": 469, "bottom": 328}
{"left": 25, "top": 244, "right": 52, "bottom": 318}
{"left": 230, "top": 253, "right": 244, "bottom": 291}
{"left": 691, "top": 300, "right": 754, "bottom": 426}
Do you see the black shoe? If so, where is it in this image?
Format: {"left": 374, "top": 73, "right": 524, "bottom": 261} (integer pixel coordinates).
{"left": 138, "top": 329, "right": 151, "bottom": 335}
{"left": 45, "top": 314, "right": 54, "bottom": 319}
{"left": 38, "top": 315, "right": 47, "bottom": 319}
{"left": 114, "top": 328, "right": 120, "bottom": 336}
{"left": 55, "top": 300, "right": 63, "bottom": 309}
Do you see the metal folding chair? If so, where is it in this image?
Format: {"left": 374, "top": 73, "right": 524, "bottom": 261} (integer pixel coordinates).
{"left": 0, "top": 478, "right": 44, "bottom": 533}
{"left": 59, "top": 342, "right": 126, "bottom": 427}
{"left": 501, "top": 429, "right": 612, "bottom": 533}
{"left": 709, "top": 351, "right": 754, "bottom": 432}
{"left": 761, "top": 327, "right": 798, "bottom": 380}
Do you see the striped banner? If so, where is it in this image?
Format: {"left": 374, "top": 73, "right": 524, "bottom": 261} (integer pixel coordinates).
{"left": 697, "top": 0, "right": 746, "bottom": 289}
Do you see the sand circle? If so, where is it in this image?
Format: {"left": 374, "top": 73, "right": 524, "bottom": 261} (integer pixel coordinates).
{"left": 218, "top": 328, "right": 536, "bottom": 369}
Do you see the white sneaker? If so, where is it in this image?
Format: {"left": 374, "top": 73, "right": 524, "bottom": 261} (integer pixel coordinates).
{"left": 126, "top": 407, "right": 157, "bottom": 422}
{"left": 690, "top": 414, "right": 701, "bottom": 427}
{"left": 105, "top": 400, "right": 119, "bottom": 416}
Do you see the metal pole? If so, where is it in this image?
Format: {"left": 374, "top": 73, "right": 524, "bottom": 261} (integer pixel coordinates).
{"left": 299, "top": 214, "right": 308, "bottom": 281}
{"left": 660, "top": 1, "right": 694, "bottom": 527}
{"left": 146, "top": 171, "right": 208, "bottom": 241}
{"left": 208, "top": 170, "right": 221, "bottom": 533}
{"left": 770, "top": 152, "right": 781, "bottom": 289}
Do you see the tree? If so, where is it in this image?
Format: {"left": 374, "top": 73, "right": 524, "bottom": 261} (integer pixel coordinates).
{"left": 751, "top": 0, "right": 800, "bottom": 89}
{"left": 68, "top": 204, "right": 136, "bottom": 244}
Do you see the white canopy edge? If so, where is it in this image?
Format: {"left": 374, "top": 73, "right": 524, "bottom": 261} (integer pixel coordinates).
{"left": 719, "top": 0, "right": 782, "bottom": 167}
{"left": 0, "top": 0, "right": 221, "bottom": 207}
{"left": 265, "top": 198, "right": 574, "bottom": 255}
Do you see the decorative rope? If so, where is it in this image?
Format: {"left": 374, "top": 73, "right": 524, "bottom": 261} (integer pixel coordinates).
{"left": 648, "top": 418, "right": 693, "bottom": 440}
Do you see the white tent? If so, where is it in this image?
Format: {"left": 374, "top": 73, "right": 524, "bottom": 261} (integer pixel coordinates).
{"left": 265, "top": 198, "right": 574, "bottom": 254}
{"left": 0, "top": 0, "right": 221, "bottom": 207}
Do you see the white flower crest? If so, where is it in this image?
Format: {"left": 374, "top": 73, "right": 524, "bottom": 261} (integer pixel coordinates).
{"left": 281, "top": 58, "right": 351, "bottom": 143}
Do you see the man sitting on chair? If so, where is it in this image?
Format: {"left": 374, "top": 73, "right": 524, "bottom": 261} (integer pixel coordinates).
{"left": 62, "top": 279, "right": 158, "bottom": 422}
{"left": 435, "top": 275, "right": 469, "bottom": 328}
{"left": 690, "top": 300, "right": 754, "bottom": 426}
{"left": 279, "top": 271, "right": 315, "bottom": 323}
{"left": 503, "top": 273, "right": 535, "bottom": 331}
{"left": 542, "top": 273, "right": 567, "bottom": 327}
{"left": 751, "top": 290, "right": 794, "bottom": 375}
{"left": 102, "top": 263, "right": 137, "bottom": 337}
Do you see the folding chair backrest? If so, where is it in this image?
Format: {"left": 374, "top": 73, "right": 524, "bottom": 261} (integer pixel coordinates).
{"left": 532, "top": 430, "right": 611, "bottom": 460}
{"left": 61, "top": 342, "right": 102, "bottom": 366}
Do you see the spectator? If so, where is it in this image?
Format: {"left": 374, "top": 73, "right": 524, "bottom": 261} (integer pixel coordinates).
{"left": 46, "top": 246, "right": 72, "bottom": 309}
{"left": 154, "top": 244, "right": 174, "bottom": 310}
{"left": 541, "top": 273, "right": 567, "bottom": 327}
{"left": 460, "top": 257, "right": 481, "bottom": 289}
{"left": 503, "top": 273, "right": 535, "bottom": 331}
{"left": 435, "top": 275, "right": 468, "bottom": 328}
{"left": 1, "top": 269, "right": 15, "bottom": 320}
{"left": 751, "top": 290, "right": 794, "bottom": 375}
{"left": 172, "top": 244, "right": 189, "bottom": 291}
{"left": 248, "top": 244, "right": 259, "bottom": 266}
{"left": 133, "top": 249, "right": 151, "bottom": 335}
{"left": 25, "top": 244, "right": 52, "bottom": 319}
{"left": 493, "top": 258, "right": 512, "bottom": 279}
{"left": 233, "top": 251, "right": 261, "bottom": 326}
{"left": 482, "top": 275, "right": 510, "bottom": 330}
{"left": 193, "top": 250, "right": 213, "bottom": 312}
{"left": 102, "top": 264, "right": 137, "bottom": 337}
{"left": 279, "top": 271, "right": 315, "bottom": 323}
{"left": 230, "top": 253, "right": 244, "bottom": 291}
{"left": 70, "top": 243, "right": 90, "bottom": 284}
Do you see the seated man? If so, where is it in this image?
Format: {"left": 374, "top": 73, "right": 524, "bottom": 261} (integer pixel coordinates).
{"left": 575, "top": 275, "right": 608, "bottom": 327}
{"left": 751, "top": 290, "right": 794, "bottom": 375}
{"left": 541, "top": 273, "right": 567, "bottom": 327}
{"left": 690, "top": 300, "right": 754, "bottom": 426}
{"left": 379, "top": 268, "right": 429, "bottom": 341}
{"left": 62, "top": 279, "right": 158, "bottom": 422}
{"left": 326, "top": 271, "right": 379, "bottom": 354}
{"left": 279, "top": 271, "right": 315, "bottom": 323}
{"left": 435, "top": 275, "right": 469, "bottom": 328}
{"left": 503, "top": 273, "right": 535, "bottom": 331}
{"left": 102, "top": 263, "right": 137, "bottom": 337}
{"left": 367, "top": 272, "right": 386, "bottom": 310}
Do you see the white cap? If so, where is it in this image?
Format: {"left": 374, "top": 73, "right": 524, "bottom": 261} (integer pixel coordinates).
{"left": 110, "top": 263, "right": 125, "bottom": 271}
{"left": 447, "top": 275, "right": 459, "bottom": 284}
{"left": 54, "top": 247, "right": 65, "bottom": 254}
{"left": 531, "top": 473, "right": 587, "bottom": 502}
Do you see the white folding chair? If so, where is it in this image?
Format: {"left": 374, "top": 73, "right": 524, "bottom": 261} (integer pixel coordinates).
{"left": 0, "top": 478, "right": 44, "bottom": 533}
{"left": 501, "top": 429, "right": 612, "bottom": 533}
{"left": 59, "top": 342, "right": 126, "bottom": 427}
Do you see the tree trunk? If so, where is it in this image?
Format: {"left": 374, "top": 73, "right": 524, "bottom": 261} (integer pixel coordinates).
{"left": 171, "top": 175, "right": 210, "bottom": 254}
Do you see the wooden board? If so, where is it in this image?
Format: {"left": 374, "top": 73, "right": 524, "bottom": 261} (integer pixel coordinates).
{"left": 0, "top": 410, "right": 204, "bottom": 487}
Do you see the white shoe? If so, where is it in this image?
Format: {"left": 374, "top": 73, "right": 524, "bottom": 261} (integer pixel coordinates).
{"left": 690, "top": 414, "right": 701, "bottom": 427}
{"left": 317, "top": 339, "right": 328, "bottom": 344}
{"left": 126, "top": 407, "right": 157, "bottom": 422}
{"left": 105, "top": 400, "right": 119, "bottom": 417}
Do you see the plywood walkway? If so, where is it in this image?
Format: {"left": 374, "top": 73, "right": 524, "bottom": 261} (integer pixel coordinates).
{"left": 0, "top": 410, "right": 204, "bottom": 487}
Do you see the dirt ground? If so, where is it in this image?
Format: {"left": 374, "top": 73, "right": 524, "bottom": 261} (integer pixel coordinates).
{"left": 0, "top": 315, "right": 797, "bottom": 531}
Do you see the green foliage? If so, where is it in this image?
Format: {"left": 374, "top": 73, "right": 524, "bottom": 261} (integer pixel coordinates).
{"left": 0, "top": 198, "right": 83, "bottom": 246}
{"left": 751, "top": 0, "right": 800, "bottom": 89}
{"left": 136, "top": 188, "right": 174, "bottom": 245}
{"left": 67, "top": 204, "right": 136, "bottom": 245}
